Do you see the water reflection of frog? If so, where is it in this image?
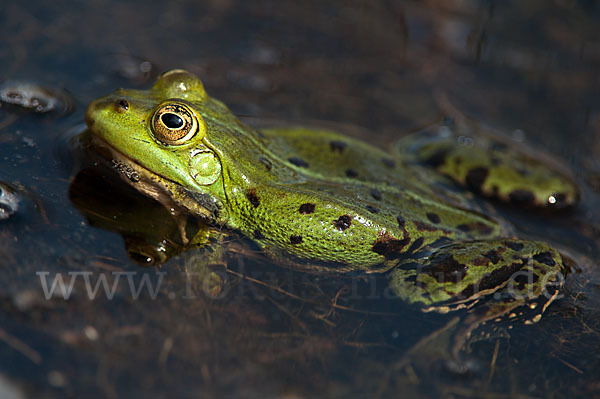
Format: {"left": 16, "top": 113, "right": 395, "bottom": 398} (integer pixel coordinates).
{"left": 84, "top": 69, "right": 579, "bottom": 357}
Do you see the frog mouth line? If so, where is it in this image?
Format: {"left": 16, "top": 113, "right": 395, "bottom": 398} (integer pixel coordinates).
{"left": 89, "top": 135, "right": 160, "bottom": 183}
{"left": 88, "top": 135, "right": 221, "bottom": 222}
{"left": 88, "top": 135, "right": 187, "bottom": 209}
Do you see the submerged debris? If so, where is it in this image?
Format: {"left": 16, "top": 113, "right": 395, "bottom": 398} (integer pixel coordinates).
{"left": 0, "top": 81, "right": 73, "bottom": 114}
{"left": 107, "top": 53, "right": 158, "bottom": 83}
{"left": 0, "top": 182, "right": 20, "bottom": 220}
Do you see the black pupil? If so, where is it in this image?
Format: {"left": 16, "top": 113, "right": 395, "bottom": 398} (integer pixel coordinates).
{"left": 161, "top": 113, "right": 184, "bottom": 129}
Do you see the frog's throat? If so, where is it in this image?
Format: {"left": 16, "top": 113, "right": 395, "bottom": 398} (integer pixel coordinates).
{"left": 90, "top": 136, "right": 223, "bottom": 223}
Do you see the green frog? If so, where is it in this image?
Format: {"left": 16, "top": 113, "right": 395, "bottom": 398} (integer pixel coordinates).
{"left": 84, "top": 70, "right": 578, "bottom": 357}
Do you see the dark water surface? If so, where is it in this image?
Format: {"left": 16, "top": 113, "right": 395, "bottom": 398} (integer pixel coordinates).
{"left": 1, "top": 1, "right": 600, "bottom": 398}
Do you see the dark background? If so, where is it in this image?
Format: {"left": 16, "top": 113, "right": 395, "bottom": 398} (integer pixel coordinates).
{"left": 1, "top": 1, "right": 600, "bottom": 397}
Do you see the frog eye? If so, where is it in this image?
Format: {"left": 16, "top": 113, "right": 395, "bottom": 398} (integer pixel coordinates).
{"left": 151, "top": 102, "right": 201, "bottom": 145}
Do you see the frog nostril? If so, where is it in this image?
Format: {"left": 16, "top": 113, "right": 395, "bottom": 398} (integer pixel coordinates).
{"left": 115, "top": 99, "right": 129, "bottom": 113}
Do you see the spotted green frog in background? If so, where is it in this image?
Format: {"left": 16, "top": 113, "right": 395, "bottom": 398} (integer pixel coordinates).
{"left": 85, "top": 70, "right": 578, "bottom": 356}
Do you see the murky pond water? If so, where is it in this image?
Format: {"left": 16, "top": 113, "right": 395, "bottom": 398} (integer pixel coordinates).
{"left": 1, "top": 1, "right": 600, "bottom": 398}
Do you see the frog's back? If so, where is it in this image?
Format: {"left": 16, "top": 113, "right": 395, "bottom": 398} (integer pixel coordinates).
{"left": 223, "top": 126, "right": 506, "bottom": 272}
{"left": 258, "top": 127, "right": 494, "bottom": 213}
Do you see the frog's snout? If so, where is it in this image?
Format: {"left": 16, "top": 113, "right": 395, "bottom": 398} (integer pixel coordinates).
{"left": 85, "top": 95, "right": 129, "bottom": 129}
{"left": 84, "top": 98, "right": 100, "bottom": 128}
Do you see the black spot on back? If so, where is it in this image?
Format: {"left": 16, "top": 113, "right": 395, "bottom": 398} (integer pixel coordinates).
{"left": 333, "top": 215, "right": 352, "bottom": 231}
{"left": 371, "top": 232, "right": 410, "bottom": 259}
{"left": 366, "top": 205, "right": 379, "bottom": 214}
{"left": 370, "top": 189, "right": 382, "bottom": 201}
{"left": 422, "top": 254, "right": 468, "bottom": 282}
{"left": 253, "top": 230, "right": 264, "bottom": 239}
{"left": 259, "top": 156, "right": 272, "bottom": 171}
{"left": 483, "top": 249, "right": 502, "bottom": 264}
{"left": 425, "top": 149, "right": 450, "bottom": 168}
{"left": 396, "top": 215, "right": 406, "bottom": 229}
{"left": 514, "top": 272, "right": 539, "bottom": 285}
{"left": 407, "top": 237, "right": 424, "bottom": 253}
{"left": 329, "top": 140, "right": 347, "bottom": 153}
{"left": 465, "top": 167, "right": 489, "bottom": 192}
{"left": 298, "top": 203, "right": 316, "bottom": 214}
{"left": 457, "top": 224, "right": 471, "bottom": 232}
{"left": 246, "top": 188, "right": 260, "bottom": 207}
{"left": 509, "top": 189, "right": 535, "bottom": 205}
{"left": 288, "top": 157, "right": 309, "bottom": 168}
{"left": 345, "top": 168, "right": 359, "bottom": 178}
{"left": 382, "top": 158, "right": 396, "bottom": 168}
{"left": 471, "top": 222, "right": 494, "bottom": 236}
{"left": 533, "top": 252, "right": 556, "bottom": 266}
{"left": 505, "top": 241, "right": 524, "bottom": 251}
{"left": 290, "top": 235, "right": 303, "bottom": 244}
{"left": 426, "top": 212, "right": 441, "bottom": 224}
{"left": 414, "top": 221, "right": 438, "bottom": 232}
{"left": 458, "top": 222, "right": 494, "bottom": 236}
{"left": 458, "top": 260, "right": 524, "bottom": 299}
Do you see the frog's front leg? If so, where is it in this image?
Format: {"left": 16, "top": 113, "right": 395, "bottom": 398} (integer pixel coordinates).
{"left": 390, "top": 239, "right": 567, "bottom": 358}
{"left": 395, "top": 122, "right": 579, "bottom": 209}
{"left": 124, "top": 216, "right": 228, "bottom": 267}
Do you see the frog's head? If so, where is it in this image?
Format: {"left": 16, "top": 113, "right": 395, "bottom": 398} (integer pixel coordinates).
{"left": 85, "top": 70, "right": 247, "bottom": 222}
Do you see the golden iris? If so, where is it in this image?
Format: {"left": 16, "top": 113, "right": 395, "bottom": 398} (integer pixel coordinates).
{"left": 151, "top": 101, "right": 200, "bottom": 145}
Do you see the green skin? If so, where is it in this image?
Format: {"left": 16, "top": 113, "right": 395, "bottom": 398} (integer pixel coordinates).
{"left": 85, "top": 70, "right": 578, "bottom": 343}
